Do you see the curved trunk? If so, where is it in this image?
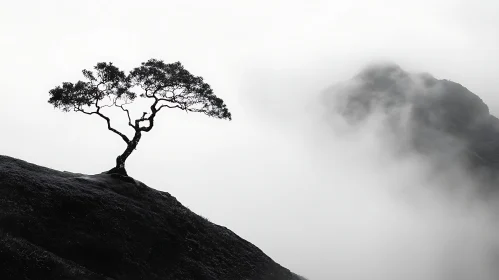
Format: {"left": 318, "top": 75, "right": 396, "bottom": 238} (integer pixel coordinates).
{"left": 109, "top": 131, "right": 142, "bottom": 176}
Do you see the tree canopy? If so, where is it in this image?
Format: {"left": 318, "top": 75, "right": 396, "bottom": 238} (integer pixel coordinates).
{"left": 49, "top": 59, "right": 232, "bottom": 175}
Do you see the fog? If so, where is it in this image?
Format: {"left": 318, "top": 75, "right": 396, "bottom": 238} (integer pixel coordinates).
{"left": 232, "top": 63, "right": 499, "bottom": 280}
{"left": 2, "top": 1, "right": 499, "bottom": 279}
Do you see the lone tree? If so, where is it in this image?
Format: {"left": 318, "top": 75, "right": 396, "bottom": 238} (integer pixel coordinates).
{"left": 49, "top": 59, "right": 232, "bottom": 175}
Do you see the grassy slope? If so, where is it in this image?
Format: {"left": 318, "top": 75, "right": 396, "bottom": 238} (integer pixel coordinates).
{"left": 0, "top": 155, "right": 302, "bottom": 280}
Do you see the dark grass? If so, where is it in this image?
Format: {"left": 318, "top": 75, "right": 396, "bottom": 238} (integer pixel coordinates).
{"left": 0, "top": 155, "right": 303, "bottom": 280}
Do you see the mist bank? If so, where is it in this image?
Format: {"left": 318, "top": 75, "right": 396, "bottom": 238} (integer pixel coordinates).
{"left": 236, "top": 62, "right": 499, "bottom": 280}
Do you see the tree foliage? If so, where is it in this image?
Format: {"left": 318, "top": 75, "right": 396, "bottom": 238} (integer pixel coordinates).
{"left": 48, "top": 59, "right": 232, "bottom": 175}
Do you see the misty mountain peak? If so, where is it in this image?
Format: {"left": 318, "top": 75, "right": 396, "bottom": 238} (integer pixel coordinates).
{"left": 324, "top": 63, "right": 499, "bottom": 189}
{"left": 355, "top": 62, "right": 409, "bottom": 84}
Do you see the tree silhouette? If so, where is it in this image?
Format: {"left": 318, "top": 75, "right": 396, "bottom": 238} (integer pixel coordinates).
{"left": 49, "top": 59, "right": 232, "bottom": 175}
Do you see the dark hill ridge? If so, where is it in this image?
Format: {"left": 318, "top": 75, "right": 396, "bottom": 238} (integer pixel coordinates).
{"left": 0, "top": 155, "right": 303, "bottom": 280}
{"left": 324, "top": 63, "right": 499, "bottom": 190}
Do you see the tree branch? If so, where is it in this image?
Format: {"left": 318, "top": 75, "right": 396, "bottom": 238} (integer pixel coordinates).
{"left": 133, "top": 112, "right": 148, "bottom": 127}
{"left": 136, "top": 96, "right": 190, "bottom": 132}
{"left": 74, "top": 106, "right": 95, "bottom": 115}
{"left": 79, "top": 98, "right": 131, "bottom": 144}
{"left": 94, "top": 110, "right": 131, "bottom": 144}
{"left": 138, "top": 97, "right": 161, "bottom": 132}
{"left": 119, "top": 104, "right": 134, "bottom": 129}
{"left": 157, "top": 104, "right": 182, "bottom": 111}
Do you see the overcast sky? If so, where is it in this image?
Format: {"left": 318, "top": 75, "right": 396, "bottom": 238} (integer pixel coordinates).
{"left": 1, "top": 1, "right": 499, "bottom": 279}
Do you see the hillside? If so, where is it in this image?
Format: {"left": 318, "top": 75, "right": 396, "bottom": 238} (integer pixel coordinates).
{"left": 0, "top": 155, "right": 303, "bottom": 280}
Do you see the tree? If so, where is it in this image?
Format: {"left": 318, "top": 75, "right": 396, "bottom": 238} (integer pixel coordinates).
{"left": 48, "top": 59, "right": 232, "bottom": 175}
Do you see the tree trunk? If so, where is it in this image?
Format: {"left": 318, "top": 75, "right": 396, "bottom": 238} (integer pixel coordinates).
{"left": 107, "top": 131, "right": 142, "bottom": 176}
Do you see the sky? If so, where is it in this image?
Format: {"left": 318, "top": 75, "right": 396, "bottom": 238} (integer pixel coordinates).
{"left": 1, "top": 1, "right": 499, "bottom": 279}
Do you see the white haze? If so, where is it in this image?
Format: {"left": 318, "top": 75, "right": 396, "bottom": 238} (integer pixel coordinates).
{"left": 234, "top": 65, "right": 499, "bottom": 280}
{"left": 1, "top": 1, "right": 499, "bottom": 279}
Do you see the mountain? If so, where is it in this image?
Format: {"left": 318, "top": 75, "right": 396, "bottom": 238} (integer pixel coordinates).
{"left": 0, "top": 155, "right": 304, "bottom": 280}
{"left": 323, "top": 62, "right": 499, "bottom": 191}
